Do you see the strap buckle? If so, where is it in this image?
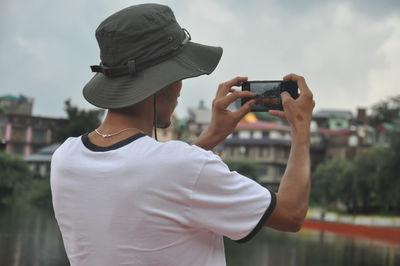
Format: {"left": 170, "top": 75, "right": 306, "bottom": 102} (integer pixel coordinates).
{"left": 90, "top": 60, "right": 137, "bottom": 77}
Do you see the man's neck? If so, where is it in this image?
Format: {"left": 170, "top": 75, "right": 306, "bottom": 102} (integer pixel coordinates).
{"left": 88, "top": 100, "right": 155, "bottom": 146}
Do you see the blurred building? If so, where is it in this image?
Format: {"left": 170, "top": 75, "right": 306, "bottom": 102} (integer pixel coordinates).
{"left": 0, "top": 94, "right": 67, "bottom": 156}
{"left": 0, "top": 94, "right": 33, "bottom": 115}
{"left": 0, "top": 114, "right": 67, "bottom": 156}
{"left": 313, "top": 109, "right": 353, "bottom": 130}
{"left": 24, "top": 143, "right": 60, "bottom": 177}
{"left": 187, "top": 100, "right": 212, "bottom": 141}
{"left": 221, "top": 115, "right": 324, "bottom": 189}
{"left": 315, "top": 108, "right": 375, "bottom": 160}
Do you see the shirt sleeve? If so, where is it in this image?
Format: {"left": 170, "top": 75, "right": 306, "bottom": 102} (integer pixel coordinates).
{"left": 188, "top": 152, "right": 276, "bottom": 242}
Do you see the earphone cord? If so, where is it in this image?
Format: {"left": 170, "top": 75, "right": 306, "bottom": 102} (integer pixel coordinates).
{"left": 153, "top": 95, "right": 158, "bottom": 141}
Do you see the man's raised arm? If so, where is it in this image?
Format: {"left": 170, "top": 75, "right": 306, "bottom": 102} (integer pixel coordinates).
{"left": 265, "top": 73, "right": 315, "bottom": 232}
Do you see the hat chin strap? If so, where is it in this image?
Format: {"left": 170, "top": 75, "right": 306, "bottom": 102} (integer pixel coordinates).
{"left": 153, "top": 95, "right": 158, "bottom": 141}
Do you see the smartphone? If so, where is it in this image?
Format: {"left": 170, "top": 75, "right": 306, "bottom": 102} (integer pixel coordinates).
{"left": 241, "top": 81, "right": 299, "bottom": 112}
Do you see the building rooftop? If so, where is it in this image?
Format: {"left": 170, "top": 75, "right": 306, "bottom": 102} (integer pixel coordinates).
{"left": 224, "top": 137, "right": 291, "bottom": 146}
{"left": 318, "top": 128, "right": 353, "bottom": 135}
{"left": 376, "top": 123, "right": 400, "bottom": 132}
{"left": 24, "top": 143, "right": 61, "bottom": 162}
{"left": 313, "top": 109, "right": 353, "bottom": 119}
{"left": 236, "top": 121, "right": 290, "bottom": 131}
{"left": 0, "top": 94, "right": 33, "bottom": 102}
{"left": 1, "top": 94, "right": 20, "bottom": 100}
{"left": 223, "top": 135, "right": 325, "bottom": 150}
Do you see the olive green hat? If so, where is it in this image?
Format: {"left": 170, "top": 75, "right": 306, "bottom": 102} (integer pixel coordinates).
{"left": 83, "top": 4, "right": 223, "bottom": 109}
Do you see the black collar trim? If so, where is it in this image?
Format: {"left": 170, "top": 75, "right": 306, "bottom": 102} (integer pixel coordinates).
{"left": 81, "top": 132, "right": 146, "bottom": 152}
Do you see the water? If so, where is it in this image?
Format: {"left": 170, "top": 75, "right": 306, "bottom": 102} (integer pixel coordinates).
{"left": 0, "top": 205, "right": 69, "bottom": 266}
{"left": 1, "top": 205, "right": 399, "bottom": 266}
{"left": 224, "top": 228, "right": 400, "bottom": 266}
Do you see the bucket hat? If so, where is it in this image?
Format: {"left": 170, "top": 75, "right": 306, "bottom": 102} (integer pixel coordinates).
{"left": 83, "top": 4, "right": 223, "bottom": 109}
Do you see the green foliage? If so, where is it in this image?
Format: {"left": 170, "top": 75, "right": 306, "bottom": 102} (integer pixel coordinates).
{"left": 369, "top": 94, "right": 400, "bottom": 127}
{"left": 0, "top": 153, "right": 33, "bottom": 206}
{"left": 254, "top": 112, "right": 278, "bottom": 122}
{"left": 224, "top": 159, "right": 260, "bottom": 181}
{"left": 21, "top": 178, "right": 52, "bottom": 208}
{"left": 54, "top": 99, "right": 104, "bottom": 141}
{"left": 375, "top": 132, "right": 400, "bottom": 212}
{"left": 311, "top": 132, "right": 400, "bottom": 214}
{"left": 310, "top": 158, "right": 351, "bottom": 207}
{"left": 0, "top": 152, "right": 53, "bottom": 208}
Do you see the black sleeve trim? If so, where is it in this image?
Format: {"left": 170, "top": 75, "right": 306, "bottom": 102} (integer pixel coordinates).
{"left": 235, "top": 189, "right": 277, "bottom": 243}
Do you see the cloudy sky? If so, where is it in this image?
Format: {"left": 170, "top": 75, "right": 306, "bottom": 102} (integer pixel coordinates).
{"left": 1, "top": 0, "right": 399, "bottom": 119}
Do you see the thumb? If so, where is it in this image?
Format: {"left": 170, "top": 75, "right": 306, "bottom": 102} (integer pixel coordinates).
{"left": 280, "top": 91, "right": 294, "bottom": 109}
{"left": 280, "top": 91, "right": 292, "bottom": 102}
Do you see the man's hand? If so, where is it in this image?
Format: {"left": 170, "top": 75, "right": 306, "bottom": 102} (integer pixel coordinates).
{"left": 194, "top": 76, "right": 256, "bottom": 150}
{"left": 269, "top": 74, "right": 315, "bottom": 144}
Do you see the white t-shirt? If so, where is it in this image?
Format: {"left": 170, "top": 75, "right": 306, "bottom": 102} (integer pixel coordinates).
{"left": 51, "top": 133, "right": 276, "bottom": 266}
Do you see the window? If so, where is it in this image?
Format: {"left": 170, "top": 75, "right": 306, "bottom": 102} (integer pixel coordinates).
{"left": 259, "top": 166, "right": 269, "bottom": 176}
{"left": 238, "top": 130, "right": 251, "bottom": 139}
{"left": 11, "top": 126, "right": 27, "bottom": 142}
{"left": 259, "top": 147, "right": 270, "bottom": 158}
{"left": 253, "top": 130, "right": 262, "bottom": 139}
{"left": 283, "top": 133, "right": 291, "bottom": 140}
{"left": 32, "top": 128, "right": 47, "bottom": 142}
{"left": 269, "top": 131, "right": 281, "bottom": 139}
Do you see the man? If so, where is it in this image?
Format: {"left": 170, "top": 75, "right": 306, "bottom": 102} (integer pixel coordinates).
{"left": 51, "top": 4, "right": 315, "bottom": 266}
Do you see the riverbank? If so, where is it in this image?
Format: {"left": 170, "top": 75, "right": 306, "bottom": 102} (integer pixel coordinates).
{"left": 303, "top": 209, "right": 400, "bottom": 245}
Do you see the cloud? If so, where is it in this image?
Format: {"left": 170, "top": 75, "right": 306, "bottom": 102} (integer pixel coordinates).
{"left": 0, "top": 0, "right": 399, "bottom": 119}
{"left": 176, "top": 0, "right": 400, "bottom": 116}
{"left": 367, "top": 16, "right": 400, "bottom": 107}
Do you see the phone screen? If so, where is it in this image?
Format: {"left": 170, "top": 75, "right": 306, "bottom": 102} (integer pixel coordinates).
{"left": 242, "top": 81, "right": 298, "bottom": 112}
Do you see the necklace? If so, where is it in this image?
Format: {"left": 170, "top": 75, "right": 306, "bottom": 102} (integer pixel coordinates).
{"left": 94, "top": 127, "right": 145, "bottom": 138}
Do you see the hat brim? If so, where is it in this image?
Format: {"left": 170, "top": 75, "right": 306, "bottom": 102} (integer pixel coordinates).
{"left": 83, "top": 42, "right": 222, "bottom": 109}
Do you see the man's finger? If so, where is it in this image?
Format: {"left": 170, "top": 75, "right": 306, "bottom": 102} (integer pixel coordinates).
{"left": 225, "top": 76, "right": 248, "bottom": 88}
{"left": 218, "top": 91, "right": 255, "bottom": 108}
{"left": 283, "top": 73, "right": 311, "bottom": 96}
{"left": 269, "top": 110, "right": 286, "bottom": 119}
{"left": 216, "top": 76, "right": 248, "bottom": 98}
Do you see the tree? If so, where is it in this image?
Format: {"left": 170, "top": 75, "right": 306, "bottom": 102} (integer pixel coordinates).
{"left": 0, "top": 152, "right": 33, "bottom": 206}
{"left": 311, "top": 132, "right": 400, "bottom": 214}
{"left": 310, "top": 158, "right": 351, "bottom": 208}
{"left": 54, "top": 99, "right": 104, "bottom": 141}
{"left": 375, "top": 132, "right": 400, "bottom": 213}
{"left": 369, "top": 95, "right": 400, "bottom": 127}
{"left": 348, "top": 149, "right": 383, "bottom": 213}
